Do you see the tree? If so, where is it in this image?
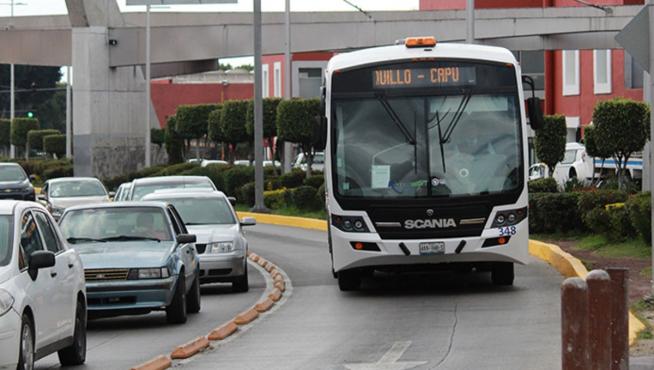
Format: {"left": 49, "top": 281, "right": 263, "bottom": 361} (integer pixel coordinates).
{"left": 207, "top": 106, "right": 224, "bottom": 159}
{"left": 592, "top": 98, "right": 650, "bottom": 188}
{"left": 583, "top": 125, "right": 611, "bottom": 184}
{"left": 0, "top": 119, "right": 10, "bottom": 154}
{"left": 0, "top": 65, "right": 61, "bottom": 119}
{"left": 164, "top": 116, "right": 184, "bottom": 164}
{"left": 235, "top": 64, "right": 254, "bottom": 72}
{"left": 218, "top": 63, "right": 233, "bottom": 71}
{"left": 534, "top": 114, "right": 566, "bottom": 177}
{"left": 27, "top": 129, "right": 60, "bottom": 152}
{"left": 11, "top": 118, "right": 39, "bottom": 158}
{"left": 43, "top": 134, "right": 66, "bottom": 158}
{"left": 277, "top": 98, "right": 321, "bottom": 177}
{"left": 220, "top": 100, "right": 249, "bottom": 163}
{"left": 151, "top": 128, "right": 165, "bottom": 148}
{"left": 35, "top": 89, "right": 66, "bottom": 132}
{"left": 246, "top": 98, "right": 282, "bottom": 174}
{"left": 175, "top": 104, "right": 220, "bottom": 158}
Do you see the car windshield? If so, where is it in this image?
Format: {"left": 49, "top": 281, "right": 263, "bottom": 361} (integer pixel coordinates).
{"left": 132, "top": 181, "right": 213, "bottom": 200}
{"left": 0, "top": 166, "right": 26, "bottom": 182}
{"left": 59, "top": 207, "right": 172, "bottom": 243}
{"left": 333, "top": 94, "right": 521, "bottom": 198}
{"left": 0, "top": 216, "right": 13, "bottom": 267}
{"left": 561, "top": 149, "right": 577, "bottom": 165}
{"left": 50, "top": 180, "right": 106, "bottom": 198}
{"left": 157, "top": 197, "right": 236, "bottom": 225}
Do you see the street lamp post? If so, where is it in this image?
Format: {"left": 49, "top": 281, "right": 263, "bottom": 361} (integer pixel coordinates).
{"left": 283, "top": 0, "right": 293, "bottom": 174}
{"left": 145, "top": 2, "right": 152, "bottom": 167}
{"left": 466, "top": 0, "right": 474, "bottom": 43}
{"left": 65, "top": 66, "right": 71, "bottom": 158}
{"left": 251, "top": 0, "right": 267, "bottom": 212}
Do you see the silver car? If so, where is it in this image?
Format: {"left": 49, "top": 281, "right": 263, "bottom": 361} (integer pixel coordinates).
{"left": 128, "top": 176, "right": 217, "bottom": 201}
{"left": 142, "top": 190, "right": 255, "bottom": 292}
{"left": 40, "top": 177, "right": 110, "bottom": 220}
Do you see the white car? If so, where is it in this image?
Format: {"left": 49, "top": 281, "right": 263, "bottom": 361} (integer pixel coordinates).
{"left": 39, "top": 177, "right": 111, "bottom": 220}
{"left": 293, "top": 152, "right": 324, "bottom": 172}
{"left": 201, "top": 160, "right": 228, "bottom": 168}
{"left": 113, "top": 182, "right": 132, "bottom": 202}
{"left": 128, "top": 176, "right": 217, "bottom": 200}
{"left": 233, "top": 160, "right": 251, "bottom": 166}
{"left": 142, "top": 190, "right": 255, "bottom": 292}
{"left": 0, "top": 201, "right": 86, "bottom": 369}
{"left": 529, "top": 143, "right": 594, "bottom": 187}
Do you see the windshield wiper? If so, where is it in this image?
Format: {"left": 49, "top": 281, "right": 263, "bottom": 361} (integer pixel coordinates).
{"left": 185, "top": 222, "right": 210, "bottom": 226}
{"left": 67, "top": 237, "right": 106, "bottom": 244}
{"left": 441, "top": 92, "right": 472, "bottom": 144}
{"left": 99, "top": 235, "right": 161, "bottom": 242}
{"left": 376, "top": 94, "right": 416, "bottom": 145}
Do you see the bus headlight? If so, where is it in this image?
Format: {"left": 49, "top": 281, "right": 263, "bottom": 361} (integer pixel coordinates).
{"left": 492, "top": 207, "right": 528, "bottom": 228}
{"left": 331, "top": 215, "right": 369, "bottom": 232}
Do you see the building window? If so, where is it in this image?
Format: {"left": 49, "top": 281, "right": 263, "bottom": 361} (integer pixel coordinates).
{"left": 593, "top": 50, "right": 611, "bottom": 95}
{"left": 298, "top": 67, "right": 322, "bottom": 98}
{"left": 514, "top": 50, "right": 545, "bottom": 91}
{"left": 273, "top": 62, "right": 282, "bottom": 97}
{"left": 562, "top": 50, "right": 579, "bottom": 96}
{"left": 625, "top": 51, "right": 644, "bottom": 89}
{"left": 565, "top": 116, "right": 580, "bottom": 143}
{"left": 262, "top": 64, "right": 269, "bottom": 98}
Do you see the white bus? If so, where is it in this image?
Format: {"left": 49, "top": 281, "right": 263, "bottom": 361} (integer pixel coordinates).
{"left": 319, "top": 37, "right": 543, "bottom": 291}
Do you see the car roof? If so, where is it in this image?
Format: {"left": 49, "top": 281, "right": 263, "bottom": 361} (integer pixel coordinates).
{"left": 47, "top": 177, "right": 102, "bottom": 184}
{"left": 0, "top": 200, "right": 46, "bottom": 215}
{"left": 64, "top": 201, "right": 170, "bottom": 213}
{"left": 132, "top": 176, "right": 212, "bottom": 185}
{"left": 0, "top": 162, "right": 22, "bottom": 167}
{"left": 142, "top": 189, "right": 228, "bottom": 200}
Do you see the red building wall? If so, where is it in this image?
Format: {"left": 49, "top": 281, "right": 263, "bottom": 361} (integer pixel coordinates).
{"left": 261, "top": 52, "right": 334, "bottom": 97}
{"left": 150, "top": 80, "right": 253, "bottom": 128}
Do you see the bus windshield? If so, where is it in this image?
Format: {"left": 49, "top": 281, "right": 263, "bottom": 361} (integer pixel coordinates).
{"left": 333, "top": 93, "right": 521, "bottom": 198}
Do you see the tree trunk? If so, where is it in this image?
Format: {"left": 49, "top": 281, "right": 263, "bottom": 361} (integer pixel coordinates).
{"left": 306, "top": 147, "right": 313, "bottom": 178}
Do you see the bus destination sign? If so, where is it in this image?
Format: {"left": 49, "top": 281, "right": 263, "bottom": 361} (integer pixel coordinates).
{"left": 372, "top": 67, "right": 476, "bottom": 89}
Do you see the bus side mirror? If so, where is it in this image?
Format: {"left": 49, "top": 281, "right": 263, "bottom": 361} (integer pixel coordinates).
{"left": 314, "top": 115, "right": 327, "bottom": 151}
{"left": 527, "top": 97, "right": 544, "bottom": 131}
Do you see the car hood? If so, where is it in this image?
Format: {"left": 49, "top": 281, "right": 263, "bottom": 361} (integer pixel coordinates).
{"left": 0, "top": 266, "right": 12, "bottom": 285}
{"left": 0, "top": 180, "right": 30, "bottom": 189}
{"left": 50, "top": 196, "right": 109, "bottom": 209}
{"left": 76, "top": 241, "right": 175, "bottom": 269}
{"left": 187, "top": 224, "right": 239, "bottom": 244}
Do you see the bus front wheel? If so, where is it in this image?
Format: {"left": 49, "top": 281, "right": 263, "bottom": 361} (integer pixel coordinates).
{"left": 338, "top": 269, "right": 362, "bottom": 291}
{"left": 491, "top": 262, "right": 514, "bottom": 286}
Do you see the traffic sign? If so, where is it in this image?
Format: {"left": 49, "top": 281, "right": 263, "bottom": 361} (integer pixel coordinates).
{"left": 615, "top": 5, "right": 650, "bottom": 72}
{"left": 126, "top": 0, "right": 237, "bottom": 5}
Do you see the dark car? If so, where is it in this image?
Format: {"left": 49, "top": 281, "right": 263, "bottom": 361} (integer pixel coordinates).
{"left": 0, "top": 163, "right": 35, "bottom": 200}
{"left": 58, "top": 202, "right": 201, "bottom": 323}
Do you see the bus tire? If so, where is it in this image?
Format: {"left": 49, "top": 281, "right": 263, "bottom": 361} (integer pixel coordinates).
{"left": 491, "top": 262, "right": 514, "bottom": 286}
{"left": 337, "top": 269, "right": 361, "bottom": 291}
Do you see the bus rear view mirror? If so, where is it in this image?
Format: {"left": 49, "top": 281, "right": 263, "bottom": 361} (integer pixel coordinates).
{"left": 527, "top": 97, "right": 544, "bottom": 131}
{"left": 314, "top": 115, "right": 328, "bottom": 151}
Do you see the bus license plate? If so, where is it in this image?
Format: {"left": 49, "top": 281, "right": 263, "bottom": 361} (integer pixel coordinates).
{"left": 419, "top": 242, "right": 445, "bottom": 255}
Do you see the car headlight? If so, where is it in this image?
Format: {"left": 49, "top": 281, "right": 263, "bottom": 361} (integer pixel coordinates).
{"left": 130, "top": 267, "right": 170, "bottom": 279}
{"left": 51, "top": 207, "right": 65, "bottom": 217}
{"left": 0, "top": 289, "right": 14, "bottom": 317}
{"left": 207, "top": 241, "right": 234, "bottom": 254}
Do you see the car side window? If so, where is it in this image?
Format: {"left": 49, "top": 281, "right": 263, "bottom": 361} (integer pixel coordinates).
{"left": 20, "top": 212, "right": 44, "bottom": 264}
{"left": 167, "top": 209, "right": 181, "bottom": 235}
{"left": 169, "top": 206, "right": 189, "bottom": 234}
{"left": 33, "top": 211, "right": 62, "bottom": 254}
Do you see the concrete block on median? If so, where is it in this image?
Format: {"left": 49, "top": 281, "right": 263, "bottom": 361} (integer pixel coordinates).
{"left": 208, "top": 322, "right": 238, "bottom": 341}
{"left": 170, "top": 336, "right": 210, "bottom": 360}
{"left": 130, "top": 355, "right": 172, "bottom": 370}
{"left": 233, "top": 308, "right": 259, "bottom": 325}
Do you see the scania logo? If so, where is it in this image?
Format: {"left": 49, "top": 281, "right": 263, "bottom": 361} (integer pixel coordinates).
{"left": 426, "top": 209, "right": 434, "bottom": 217}
{"left": 404, "top": 219, "right": 457, "bottom": 229}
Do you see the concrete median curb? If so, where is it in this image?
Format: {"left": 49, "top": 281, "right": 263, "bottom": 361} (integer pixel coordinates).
{"left": 529, "top": 240, "right": 646, "bottom": 346}
{"left": 255, "top": 298, "right": 275, "bottom": 313}
{"left": 130, "top": 355, "right": 172, "bottom": 370}
{"left": 208, "top": 322, "right": 239, "bottom": 341}
{"left": 171, "top": 336, "right": 210, "bottom": 359}
{"left": 233, "top": 308, "right": 260, "bottom": 325}
{"left": 237, "top": 211, "right": 328, "bottom": 231}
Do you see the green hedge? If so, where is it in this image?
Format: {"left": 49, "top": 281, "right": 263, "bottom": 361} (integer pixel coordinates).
{"left": 625, "top": 192, "right": 651, "bottom": 244}
{"left": 529, "top": 192, "right": 582, "bottom": 233}
{"left": 42, "top": 164, "right": 73, "bottom": 180}
{"left": 303, "top": 174, "right": 324, "bottom": 189}
{"left": 28, "top": 129, "right": 59, "bottom": 151}
{"left": 279, "top": 169, "right": 305, "bottom": 188}
{"left": 176, "top": 104, "right": 219, "bottom": 141}
{"left": 151, "top": 128, "right": 165, "bottom": 147}
{"left": 291, "top": 185, "right": 321, "bottom": 210}
{"left": 223, "top": 165, "right": 254, "bottom": 197}
{"left": 239, "top": 181, "right": 256, "bottom": 207}
{"left": 528, "top": 178, "right": 557, "bottom": 193}
{"left": 11, "top": 118, "right": 39, "bottom": 148}
{"left": 43, "top": 134, "right": 66, "bottom": 158}
{"left": 0, "top": 119, "right": 10, "bottom": 147}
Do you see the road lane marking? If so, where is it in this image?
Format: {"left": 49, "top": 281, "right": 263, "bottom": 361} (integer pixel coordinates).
{"left": 344, "top": 341, "right": 427, "bottom": 370}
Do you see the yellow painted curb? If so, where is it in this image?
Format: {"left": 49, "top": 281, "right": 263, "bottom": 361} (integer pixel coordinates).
{"left": 529, "top": 240, "right": 646, "bottom": 347}
{"left": 237, "top": 211, "right": 327, "bottom": 231}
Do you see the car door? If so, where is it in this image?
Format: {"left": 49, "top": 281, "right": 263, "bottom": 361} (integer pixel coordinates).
{"left": 17, "top": 210, "right": 59, "bottom": 349}
{"left": 167, "top": 207, "right": 196, "bottom": 288}
{"left": 33, "top": 210, "right": 76, "bottom": 340}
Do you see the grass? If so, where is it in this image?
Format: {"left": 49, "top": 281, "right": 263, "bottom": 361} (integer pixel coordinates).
{"left": 532, "top": 232, "right": 651, "bottom": 259}
{"left": 632, "top": 297, "right": 654, "bottom": 339}
{"left": 235, "top": 204, "right": 327, "bottom": 220}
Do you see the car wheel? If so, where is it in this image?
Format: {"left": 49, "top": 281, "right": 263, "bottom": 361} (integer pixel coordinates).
{"left": 17, "top": 314, "right": 34, "bottom": 370}
{"left": 166, "top": 276, "right": 187, "bottom": 324}
{"left": 491, "top": 262, "right": 514, "bottom": 286}
{"left": 186, "top": 273, "right": 201, "bottom": 314}
{"left": 58, "top": 301, "right": 87, "bottom": 366}
{"left": 337, "top": 269, "right": 361, "bottom": 292}
{"left": 232, "top": 263, "right": 249, "bottom": 293}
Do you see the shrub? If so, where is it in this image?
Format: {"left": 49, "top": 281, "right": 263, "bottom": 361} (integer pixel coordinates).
{"left": 43, "top": 134, "right": 66, "bottom": 158}
{"left": 577, "top": 190, "right": 628, "bottom": 214}
{"left": 151, "top": 128, "right": 165, "bottom": 147}
{"left": 535, "top": 114, "right": 566, "bottom": 176}
{"left": 607, "top": 206, "right": 636, "bottom": 241}
{"left": 175, "top": 104, "right": 219, "bottom": 142}
{"left": 11, "top": 118, "right": 39, "bottom": 148}
{"left": 239, "top": 181, "right": 256, "bottom": 207}
{"left": 528, "top": 192, "right": 582, "bottom": 233}
{"left": 625, "top": 192, "right": 651, "bottom": 244}
{"left": 266, "top": 177, "right": 282, "bottom": 191}
{"left": 164, "top": 116, "right": 184, "bottom": 164}
{"left": 27, "top": 129, "right": 59, "bottom": 152}
{"left": 317, "top": 183, "right": 326, "bottom": 204}
{"left": 42, "top": 164, "right": 73, "bottom": 180}
{"left": 564, "top": 178, "right": 586, "bottom": 193}
{"left": 303, "top": 174, "right": 324, "bottom": 189}
{"left": 223, "top": 165, "right": 254, "bottom": 197}
{"left": 155, "top": 162, "right": 198, "bottom": 176}
{"left": 246, "top": 97, "right": 281, "bottom": 138}
{"left": 291, "top": 185, "right": 321, "bottom": 210}
{"left": 584, "top": 207, "right": 611, "bottom": 235}
{"left": 277, "top": 98, "right": 322, "bottom": 176}
{"left": 221, "top": 100, "right": 250, "bottom": 157}
{"left": 179, "top": 166, "right": 226, "bottom": 191}
{"left": 264, "top": 188, "right": 291, "bottom": 209}
{"left": 0, "top": 119, "right": 9, "bottom": 148}
{"left": 279, "top": 169, "right": 305, "bottom": 189}
{"left": 528, "top": 178, "right": 557, "bottom": 193}
{"left": 207, "top": 107, "right": 224, "bottom": 144}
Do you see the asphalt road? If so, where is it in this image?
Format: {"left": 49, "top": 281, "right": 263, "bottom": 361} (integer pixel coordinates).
{"left": 181, "top": 224, "right": 563, "bottom": 370}
{"left": 35, "top": 264, "right": 267, "bottom": 370}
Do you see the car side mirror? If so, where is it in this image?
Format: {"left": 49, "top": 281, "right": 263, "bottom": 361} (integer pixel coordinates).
{"left": 227, "top": 197, "right": 236, "bottom": 207}
{"left": 28, "top": 250, "right": 55, "bottom": 280}
{"left": 526, "top": 97, "right": 544, "bottom": 131}
{"left": 176, "top": 234, "right": 197, "bottom": 244}
{"left": 28, "top": 174, "right": 36, "bottom": 182}
{"left": 240, "top": 217, "right": 256, "bottom": 227}
{"left": 37, "top": 194, "right": 46, "bottom": 201}
{"left": 108, "top": 191, "right": 116, "bottom": 198}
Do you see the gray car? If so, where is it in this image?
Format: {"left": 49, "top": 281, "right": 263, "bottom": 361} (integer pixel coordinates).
{"left": 40, "top": 177, "right": 110, "bottom": 220}
{"left": 128, "top": 176, "right": 216, "bottom": 201}
{"left": 142, "top": 190, "right": 255, "bottom": 292}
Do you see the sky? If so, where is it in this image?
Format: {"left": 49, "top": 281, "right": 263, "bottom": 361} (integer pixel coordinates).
{"left": 2, "top": 0, "right": 419, "bottom": 81}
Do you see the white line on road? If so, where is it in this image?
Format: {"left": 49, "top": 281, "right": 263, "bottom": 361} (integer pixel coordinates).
{"left": 343, "top": 341, "right": 427, "bottom": 370}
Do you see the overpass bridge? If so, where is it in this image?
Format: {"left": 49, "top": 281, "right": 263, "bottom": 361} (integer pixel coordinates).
{"left": 0, "top": 0, "right": 644, "bottom": 177}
